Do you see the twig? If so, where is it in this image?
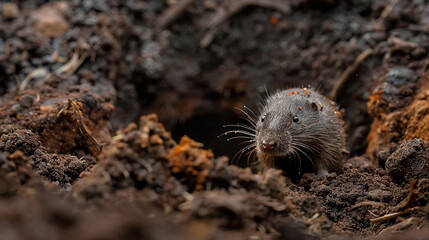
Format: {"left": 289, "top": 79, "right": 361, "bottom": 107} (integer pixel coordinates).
{"left": 157, "top": 0, "right": 196, "bottom": 29}
{"left": 369, "top": 180, "right": 418, "bottom": 225}
{"left": 55, "top": 49, "right": 89, "bottom": 76}
{"left": 378, "top": 0, "right": 399, "bottom": 22}
{"left": 368, "top": 210, "right": 380, "bottom": 217}
{"left": 17, "top": 48, "right": 87, "bottom": 92}
{"left": 200, "top": 0, "right": 291, "bottom": 47}
{"left": 310, "top": 212, "right": 320, "bottom": 221}
{"left": 329, "top": 48, "right": 373, "bottom": 100}
{"left": 56, "top": 52, "right": 79, "bottom": 74}
{"left": 370, "top": 210, "right": 408, "bottom": 225}
{"left": 18, "top": 68, "right": 48, "bottom": 92}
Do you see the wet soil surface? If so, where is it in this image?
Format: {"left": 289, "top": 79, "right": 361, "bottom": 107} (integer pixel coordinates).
{"left": 1, "top": 0, "right": 429, "bottom": 239}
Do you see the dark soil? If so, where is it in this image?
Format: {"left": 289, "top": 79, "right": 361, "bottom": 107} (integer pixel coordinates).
{"left": 0, "top": 0, "right": 428, "bottom": 239}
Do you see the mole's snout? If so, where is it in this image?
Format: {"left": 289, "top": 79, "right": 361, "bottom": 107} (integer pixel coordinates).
{"left": 262, "top": 140, "right": 277, "bottom": 151}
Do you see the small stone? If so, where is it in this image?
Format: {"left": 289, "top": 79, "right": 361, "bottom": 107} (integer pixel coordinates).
{"left": 53, "top": 1, "right": 69, "bottom": 15}
{"left": 386, "top": 66, "right": 417, "bottom": 86}
{"left": 388, "top": 36, "right": 418, "bottom": 53}
{"left": 367, "top": 189, "right": 392, "bottom": 202}
{"left": 18, "top": 94, "right": 34, "bottom": 109}
{"left": 385, "top": 139, "right": 429, "bottom": 182}
{"left": 2, "top": 3, "right": 20, "bottom": 20}
{"left": 31, "top": 4, "right": 69, "bottom": 38}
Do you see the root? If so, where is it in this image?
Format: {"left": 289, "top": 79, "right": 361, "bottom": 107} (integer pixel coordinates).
{"left": 157, "top": 0, "right": 196, "bottom": 29}
{"left": 378, "top": 0, "right": 399, "bottom": 22}
{"left": 367, "top": 180, "right": 418, "bottom": 225}
{"left": 329, "top": 48, "right": 373, "bottom": 100}
{"left": 391, "top": 180, "right": 417, "bottom": 212}
{"left": 18, "top": 68, "right": 48, "bottom": 92}
{"left": 18, "top": 48, "right": 88, "bottom": 92}
{"left": 200, "top": 0, "right": 291, "bottom": 47}
{"left": 56, "top": 49, "right": 89, "bottom": 76}
{"left": 57, "top": 100, "right": 102, "bottom": 157}
{"left": 370, "top": 210, "right": 408, "bottom": 225}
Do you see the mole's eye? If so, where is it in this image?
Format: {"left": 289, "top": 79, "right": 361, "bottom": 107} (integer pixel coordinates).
{"left": 293, "top": 115, "right": 299, "bottom": 123}
{"left": 261, "top": 115, "right": 266, "bottom": 122}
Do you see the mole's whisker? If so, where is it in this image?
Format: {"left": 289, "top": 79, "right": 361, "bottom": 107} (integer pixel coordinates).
{"left": 239, "top": 117, "right": 257, "bottom": 128}
{"left": 234, "top": 107, "right": 257, "bottom": 127}
{"left": 291, "top": 144, "right": 315, "bottom": 171}
{"left": 290, "top": 146, "right": 302, "bottom": 173}
{"left": 243, "top": 105, "right": 258, "bottom": 119}
{"left": 231, "top": 142, "right": 256, "bottom": 166}
{"left": 227, "top": 136, "right": 255, "bottom": 142}
{"left": 223, "top": 123, "right": 256, "bottom": 133}
{"left": 256, "top": 95, "right": 266, "bottom": 111}
{"left": 264, "top": 85, "right": 270, "bottom": 98}
{"left": 245, "top": 147, "right": 257, "bottom": 166}
{"left": 290, "top": 140, "right": 322, "bottom": 155}
{"left": 221, "top": 130, "right": 256, "bottom": 138}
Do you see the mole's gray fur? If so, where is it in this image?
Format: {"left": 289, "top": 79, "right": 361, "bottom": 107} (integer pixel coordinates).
{"left": 255, "top": 88, "right": 345, "bottom": 177}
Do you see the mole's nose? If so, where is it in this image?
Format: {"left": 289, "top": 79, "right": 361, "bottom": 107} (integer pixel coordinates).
{"left": 262, "top": 140, "right": 277, "bottom": 151}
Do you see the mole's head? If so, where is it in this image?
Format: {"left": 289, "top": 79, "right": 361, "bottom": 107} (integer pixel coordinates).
{"left": 255, "top": 90, "right": 321, "bottom": 158}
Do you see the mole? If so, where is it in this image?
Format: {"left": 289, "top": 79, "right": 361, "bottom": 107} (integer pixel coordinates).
{"left": 223, "top": 87, "right": 346, "bottom": 179}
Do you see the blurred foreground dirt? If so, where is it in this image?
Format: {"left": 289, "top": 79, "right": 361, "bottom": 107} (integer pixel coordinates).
{"left": 1, "top": 0, "right": 429, "bottom": 239}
